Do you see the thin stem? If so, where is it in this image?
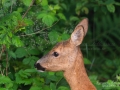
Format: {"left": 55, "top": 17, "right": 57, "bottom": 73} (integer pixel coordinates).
{"left": 1, "top": 0, "right": 5, "bottom": 16}
{"left": 0, "top": 45, "right": 5, "bottom": 60}
{"left": 56, "top": 76, "right": 64, "bottom": 88}
{"left": 22, "top": 0, "right": 35, "bottom": 19}
{"left": 6, "top": 52, "right": 8, "bottom": 76}
{"left": 20, "top": 20, "right": 59, "bottom": 37}
{"left": 1, "top": 69, "right": 5, "bottom": 76}
{"left": 10, "top": 0, "right": 13, "bottom": 13}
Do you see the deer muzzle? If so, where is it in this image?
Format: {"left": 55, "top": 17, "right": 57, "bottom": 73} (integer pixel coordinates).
{"left": 34, "top": 63, "right": 46, "bottom": 72}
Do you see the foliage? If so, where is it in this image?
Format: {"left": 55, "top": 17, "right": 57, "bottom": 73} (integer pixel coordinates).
{"left": 0, "top": 0, "right": 120, "bottom": 90}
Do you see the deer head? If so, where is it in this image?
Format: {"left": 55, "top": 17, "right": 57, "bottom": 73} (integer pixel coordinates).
{"left": 35, "top": 18, "right": 88, "bottom": 72}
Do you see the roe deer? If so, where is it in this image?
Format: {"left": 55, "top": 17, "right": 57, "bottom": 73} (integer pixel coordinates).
{"left": 34, "top": 18, "right": 96, "bottom": 90}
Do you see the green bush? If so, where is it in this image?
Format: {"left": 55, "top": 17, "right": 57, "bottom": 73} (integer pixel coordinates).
{"left": 0, "top": 0, "right": 120, "bottom": 90}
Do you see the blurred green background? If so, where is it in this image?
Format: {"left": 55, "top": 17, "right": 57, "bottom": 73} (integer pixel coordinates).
{"left": 0, "top": 0, "right": 120, "bottom": 90}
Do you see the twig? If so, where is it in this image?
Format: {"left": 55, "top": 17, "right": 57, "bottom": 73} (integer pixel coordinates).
{"left": 10, "top": 0, "right": 13, "bottom": 13}
{"left": 1, "top": 0, "right": 5, "bottom": 16}
{"left": 0, "top": 45, "right": 5, "bottom": 60}
{"left": 6, "top": 52, "right": 8, "bottom": 76}
{"left": 90, "top": 58, "right": 95, "bottom": 70}
{"left": 20, "top": 20, "right": 59, "bottom": 37}
{"left": 22, "top": 0, "right": 35, "bottom": 19}
{"left": 1, "top": 69, "right": 5, "bottom": 76}
{"left": 56, "top": 76, "right": 63, "bottom": 87}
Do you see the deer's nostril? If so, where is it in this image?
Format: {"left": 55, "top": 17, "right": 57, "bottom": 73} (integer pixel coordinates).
{"left": 34, "top": 63, "right": 46, "bottom": 71}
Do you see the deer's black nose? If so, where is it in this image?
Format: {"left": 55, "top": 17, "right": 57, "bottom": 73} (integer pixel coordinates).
{"left": 34, "top": 63, "right": 45, "bottom": 71}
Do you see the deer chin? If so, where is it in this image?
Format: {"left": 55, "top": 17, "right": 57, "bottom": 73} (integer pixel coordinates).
{"left": 38, "top": 70, "right": 45, "bottom": 72}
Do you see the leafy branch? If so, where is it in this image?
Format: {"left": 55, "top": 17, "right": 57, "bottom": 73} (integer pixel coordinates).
{"left": 20, "top": 20, "right": 59, "bottom": 37}
{"left": 22, "top": 0, "right": 35, "bottom": 19}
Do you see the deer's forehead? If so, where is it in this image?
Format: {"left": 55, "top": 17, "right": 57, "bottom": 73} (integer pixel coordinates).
{"left": 52, "top": 40, "right": 72, "bottom": 52}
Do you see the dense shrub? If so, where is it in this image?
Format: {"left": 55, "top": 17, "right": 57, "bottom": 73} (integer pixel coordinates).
{"left": 0, "top": 0, "right": 120, "bottom": 90}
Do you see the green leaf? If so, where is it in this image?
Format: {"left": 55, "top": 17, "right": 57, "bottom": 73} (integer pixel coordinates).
{"left": 23, "top": 56, "right": 39, "bottom": 67}
{"left": 70, "top": 16, "right": 79, "bottom": 21}
{"left": 43, "top": 85, "right": 50, "bottom": 90}
{"left": 0, "top": 88, "right": 7, "bottom": 90}
{"left": 50, "top": 83, "right": 56, "bottom": 90}
{"left": 12, "top": 11, "right": 22, "bottom": 20}
{"left": 23, "top": 78, "right": 33, "bottom": 85}
{"left": 8, "top": 32, "right": 12, "bottom": 38}
{"left": 22, "top": 0, "right": 32, "bottom": 6}
{"left": 105, "top": 0, "right": 115, "bottom": 4}
{"left": 24, "top": 69, "right": 37, "bottom": 73}
{"left": 81, "top": 7, "right": 89, "bottom": 14}
{"left": 41, "top": 0, "right": 48, "bottom": 6}
{"left": 24, "top": 18, "right": 34, "bottom": 26}
{"left": 8, "top": 51, "right": 16, "bottom": 59}
{"left": 0, "top": 75, "right": 12, "bottom": 84}
{"left": 23, "top": 57, "right": 30, "bottom": 65}
{"left": 16, "top": 70, "right": 33, "bottom": 85}
{"left": 12, "top": 15, "right": 18, "bottom": 26}
{"left": 48, "top": 72, "right": 55, "bottom": 75}
{"left": 61, "top": 33, "right": 70, "bottom": 40}
{"left": 27, "top": 48, "right": 40, "bottom": 55}
{"left": 84, "top": 58, "right": 91, "bottom": 64}
{"left": 58, "top": 13, "right": 66, "bottom": 20}
{"left": 89, "top": 75, "right": 97, "bottom": 81}
{"left": 60, "top": 3, "right": 67, "bottom": 11}
{"left": 106, "top": 80, "right": 116, "bottom": 88}
{"left": 48, "top": 31, "right": 60, "bottom": 44}
{"left": 18, "top": 70, "right": 30, "bottom": 78}
{"left": 15, "top": 73, "right": 24, "bottom": 84}
{"left": 57, "top": 86, "right": 69, "bottom": 90}
{"left": 12, "top": 82, "right": 18, "bottom": 90}
{"left": 17, "top": 7, "right": 23, "bottom": 12}
{"left": 6, "top": 83, "right": 13, "bottom": 89}
{"left": 54, "top": 5, "right": 61, "bottom": 10}
{"left": 56, "top": 72, "right": 63, "bottom": 77}
{"left": 30, "top": 86, "right": 42, "bottom": 90}
{"left": 15, "top": 47, "right": 27, "bottom": 58}
{"left": 42, "top": 14, "right": 56, "bottom": 26}
{"left": 106, "top": 4, "right": 115, "bottom": 13}
{"left": 75, "top": 3, "right": 82, "bottom": 15}
{"left": 12, "top": 36, "right": 23, "bottom": 47}
{"left": 37, "top": 13, "right": 47, "bottom": 19}
{"left": 2, "top": 0, "right": 11, "bottom": 8}
{"left": 47, "top": 75, "right": 59, "bottom": 82}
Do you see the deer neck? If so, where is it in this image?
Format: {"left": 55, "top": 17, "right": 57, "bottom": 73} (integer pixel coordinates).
{"left": 64, "top": 49, "right": 96, "bottom": 90}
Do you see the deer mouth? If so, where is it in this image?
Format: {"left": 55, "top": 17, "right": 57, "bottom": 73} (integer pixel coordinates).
{"left": 34, "top": 63, "right": 46, "bottom": 72}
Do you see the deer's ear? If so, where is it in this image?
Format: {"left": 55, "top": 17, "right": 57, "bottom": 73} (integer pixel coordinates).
{"left": 70, "top": 18, "right": 88, "bottom": 46}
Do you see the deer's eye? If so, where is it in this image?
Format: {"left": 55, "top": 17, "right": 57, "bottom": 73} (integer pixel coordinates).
{"left": 53, "top": 52, "right": 59, "bottom": 57}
